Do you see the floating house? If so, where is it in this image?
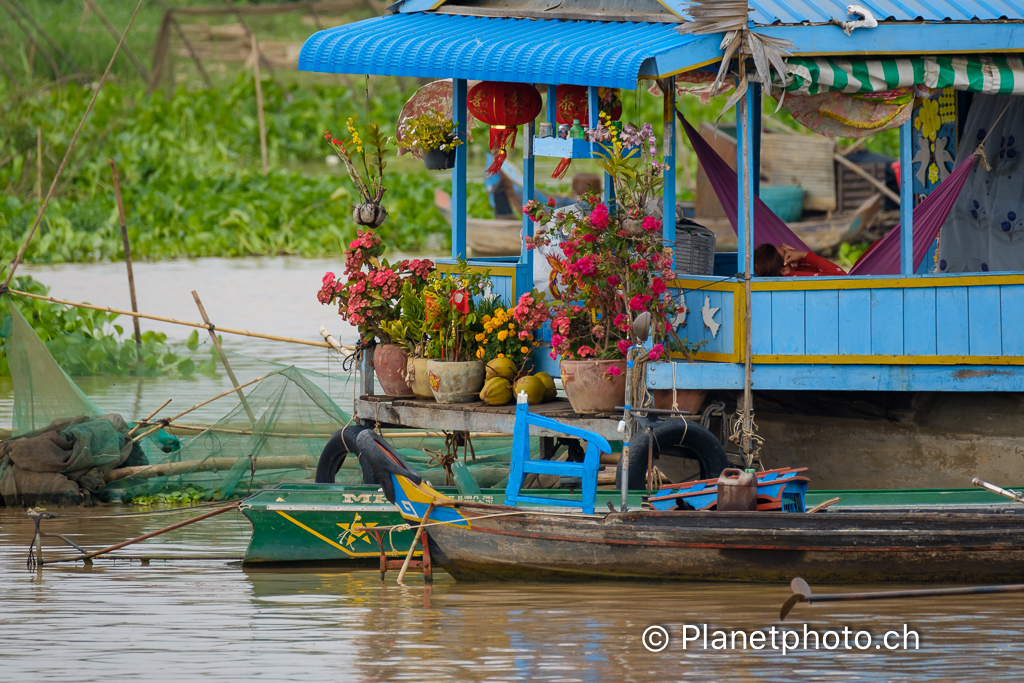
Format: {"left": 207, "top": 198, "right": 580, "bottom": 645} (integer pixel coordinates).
{"left": 299, "top": 0, "right": 1024, "bottom": 490}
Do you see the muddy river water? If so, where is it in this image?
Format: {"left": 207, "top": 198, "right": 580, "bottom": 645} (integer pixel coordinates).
{"left": 2, "top": 509, "right": 1024, "bottom": 681}
{"left": 3, "top": 258, "right": 1024, "bottom": 680}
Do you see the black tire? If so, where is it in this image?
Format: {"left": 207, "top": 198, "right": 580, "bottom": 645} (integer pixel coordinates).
{"left": 314, "top": 425, "right": 373, "bottom": 483}
{"left": 618, "top": 419, "right": 729, "bottom": 490}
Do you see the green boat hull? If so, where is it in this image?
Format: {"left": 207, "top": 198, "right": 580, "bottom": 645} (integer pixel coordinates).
{"left": 240, "top": 483, "right": 1021, "bottom": 565}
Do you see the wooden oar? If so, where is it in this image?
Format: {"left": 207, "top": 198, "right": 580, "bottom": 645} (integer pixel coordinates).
{"left": 780, "top": 577, "right": 1024, "bottom": 620}
{"left": 972, "top": 477, "right": 1024, "bottom": 504}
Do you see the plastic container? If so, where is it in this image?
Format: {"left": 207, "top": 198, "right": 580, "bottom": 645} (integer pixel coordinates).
{"left": 716, "top": 468, "right": 758, "bottom": 511}
{"left": 675, "top": 217, "right": 716, "bottom": 276}
{"left": 759, "top": 185, "right": 805, "bottom": 223}
{"left": 569, "top": 119, "right": 586, "bottom": 140}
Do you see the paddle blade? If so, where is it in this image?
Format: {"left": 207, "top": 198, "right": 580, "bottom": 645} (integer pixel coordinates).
{"left": 791, "top": 576, "right": 812, "bottom": 597}
{"left": 779, "top": 593, "right": 806, "bottom": 621}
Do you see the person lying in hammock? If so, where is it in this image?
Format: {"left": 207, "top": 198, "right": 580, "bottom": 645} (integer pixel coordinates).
{"left": 754, "top": 243, "right": 847, "bottom": 277}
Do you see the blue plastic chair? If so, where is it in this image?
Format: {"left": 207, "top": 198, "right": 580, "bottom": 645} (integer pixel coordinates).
{"left": 504, "top": 393, "right": 612, "bottom": 515}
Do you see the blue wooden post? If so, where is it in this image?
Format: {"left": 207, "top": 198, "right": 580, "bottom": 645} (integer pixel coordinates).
{"left": 546, "top": 84, "right": 557, "bottom": 125}
{"left": 452, "top": 78, "right": 468, "bottom": 260}
{"left": 899, "top": 114, "right": 915, "bottom": 274}
{"left": 521, "top": 119, "right": 535, "bottom": 292}
{"left": 589, "top": 86, "right": 613, "bottom": 206}
{"left": 662, "top": 76, "right": 676, "bottom": 268}
{"left": 736, "top": 87, "right": 756, "bottom": 265}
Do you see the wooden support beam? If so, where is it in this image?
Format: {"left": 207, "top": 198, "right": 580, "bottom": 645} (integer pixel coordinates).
{"left": 110, "top": 160, "right": 142, "bottom": 348}
{"left": 192, "top": 290, "right": 258, "bottom": 424}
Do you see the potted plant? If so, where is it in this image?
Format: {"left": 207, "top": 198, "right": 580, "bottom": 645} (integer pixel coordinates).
{"left": 422, "top": 260, "right": 491, "bottom": 403}
{"left": 381, "top": 280, "right": 433, "bottom": 400}
{"left": 324, "top": 118, "right": 389, "bottom": 226}
{"left": 317, "top": 229, "right": 434, "bottom": 395}
{"left": 523, "top": 125, "right": 679, "bottom": 414}
{"left": 473, "top": 289, "right": 550, "bottom": 374}
{"left": 397, "top": 111, "right": 464, "bottom": 170}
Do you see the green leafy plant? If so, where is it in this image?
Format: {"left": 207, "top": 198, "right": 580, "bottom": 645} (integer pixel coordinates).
{"left": 397, "top": 111, "right": 464, "bottom": 153}
{"left": 380, "top": 279, "right": 429, "bottom": 356}
{"left": 423, "top": 260, "right": 492, "bottom": 362}
{"left": 128, "top": 484, "right": 207, "bottom": 507}
{"left": 324, "top": 117, "right": 388, "bottom": 206}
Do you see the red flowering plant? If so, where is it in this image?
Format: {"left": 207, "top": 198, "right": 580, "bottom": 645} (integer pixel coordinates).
{"left": 317, "top": 228, "right": 434, "bottom": 344}
{"left": 524, "top": 182, "right": 678, "bottom": 378}
{"left": 422, "top": 259, "right": 493, "bottom": 362}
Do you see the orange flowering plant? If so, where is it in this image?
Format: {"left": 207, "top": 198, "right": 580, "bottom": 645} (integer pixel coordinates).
{"left": 473, "top": 289, "right": 550, "bottom": 370}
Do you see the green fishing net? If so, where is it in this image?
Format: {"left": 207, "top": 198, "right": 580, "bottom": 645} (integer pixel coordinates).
{"left": 0, "top": 296, "right": 526, "bottom": 505}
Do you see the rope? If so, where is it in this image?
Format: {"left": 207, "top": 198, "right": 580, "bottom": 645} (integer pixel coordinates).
{"left": 729, "top": 409, "right": 764, "bottom": 469}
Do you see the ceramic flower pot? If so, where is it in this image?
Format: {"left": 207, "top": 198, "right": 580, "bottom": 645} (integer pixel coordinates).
{"left": 423, "top": 146, "right": 456, "bottom": 170}
{"left": 404, "top": 357, "right": 434, "bottom": 400}
{"left": 652, "top": 388, "right": 707, "bottom": 415}
{"left": 426, "top": 359, "right": 485, "bottom": 404}
{"left": 559, "top": 359, "right": 627, "bottom": 414}
{"left": 374, "top": 344, "right": 414, "bottom": 396}
{"left": 353, "top": 202, "right": 387, "bottom": 227}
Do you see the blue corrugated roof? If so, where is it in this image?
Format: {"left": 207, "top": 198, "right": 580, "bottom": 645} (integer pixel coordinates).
{"left": 298, "top": 14, "right": 701, "bottom": 88}
{"left": 748, "top": 0, "right": 1024, "bottom": 24}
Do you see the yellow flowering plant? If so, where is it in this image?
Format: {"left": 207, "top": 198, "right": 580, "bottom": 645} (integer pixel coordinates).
{"left": 473, "top": 289, "right": 550, "bottom": 370}
{"left": 323, "top": 117, "right": 388, "bottom": 206}
{"left": 397, "top": 110, "right": 464, "bottom": 155}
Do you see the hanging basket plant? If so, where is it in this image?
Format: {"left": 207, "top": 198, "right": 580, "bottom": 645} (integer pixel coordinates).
{"left": 397, "top": 110, "right": 464, "bottom": 170}
{"left": 324, "top": 118, "right": 389, "bottom": 226}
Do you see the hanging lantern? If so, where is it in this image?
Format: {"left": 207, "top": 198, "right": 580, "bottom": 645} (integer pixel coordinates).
{"left": 468, "top": 81, "right": 542, "bottom": 176}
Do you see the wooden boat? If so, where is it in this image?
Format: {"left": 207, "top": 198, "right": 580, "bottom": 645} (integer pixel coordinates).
{"left": 345, "top": 432, "right": 1024, "bottom": 583}
{"left": 239, "top": 482, "right": 1022, "bottom": 565}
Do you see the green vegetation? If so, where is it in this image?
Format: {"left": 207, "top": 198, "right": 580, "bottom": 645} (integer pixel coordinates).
{"left": 128, "top": 485, "right": 207, "bottom": 507}
{"left": 1, "top": 275, "right": 219, "bottom": 377}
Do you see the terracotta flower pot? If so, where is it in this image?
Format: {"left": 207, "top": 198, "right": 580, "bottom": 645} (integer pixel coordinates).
{"left": 426, "top": 359, "right": 485, "bottom": 404}
{"left": 375, "top": 344, "right": 413, "bottom": 396}
{"left": 560, "top": 359, "right": 627, "bottom": 414}
{"left": 404, "top": 357, "right": 434, "bottom": 400}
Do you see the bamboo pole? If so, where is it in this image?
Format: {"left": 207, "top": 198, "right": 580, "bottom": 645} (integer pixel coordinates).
{"left": 739, "top": 92, "right": 754, "bottom": 468}
{"left": 106, "top": 456, "right": 316, "bottom": 483}
{"left": 110, "top": 159, "right": 143, "bottom": 349}
{"left": 154, "top": 1, "right": 213, "bottom": 90}
{"left": 35, "top": 127, "right": 41, "bottom": 206}
{"left": 41, "top": 503, "right": 239, "bottom": 564}
{"left": 2, "top": 0, "right": 146, "bottom": 288}
{"left": 0, "top": 0, "right": 61, "bottom": 79}
{"left": 127, "top": 398, "right": 172, "bottom": 437}
{"left": 7, "top": 0, "right": 79, "bottom": 72}
{"left": 132, "top": 420, "right": 510, "bottom": 440}
{"left": 5, "top": 289, "right": 353, "bottom": 350}
{"left": 192, "top": 290, "right": 256, "bottom": 423}
{"left": 396, "top": 501, "right": 434, "bottom": 585}
{"left": 83, "top": 0, "right": 149, "bottom": 80}
{"left": 251, "top": 33, "right": 268, "bottom": 175}
{"left": 131, "top": 374, "right": 269, "bottom": 443}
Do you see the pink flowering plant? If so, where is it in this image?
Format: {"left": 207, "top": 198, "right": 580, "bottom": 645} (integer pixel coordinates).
{"left": 317, "top": 228, "right": 434, "bottom": 343}
{"left": 524, "top": 185, "right": 678, "bottom": 372}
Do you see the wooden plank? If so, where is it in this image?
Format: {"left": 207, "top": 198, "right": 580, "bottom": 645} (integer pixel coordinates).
{"left": 804, "top": 289, "right": 839, "bottom": 355}
{"left": 355, "top": 399, "right": 621, "bottom": 440}
{"left": 903, "top": 287, "right": 937, "bottom": 356}
{"left": 968, "top": 285, "right": 1003, "bottom": 356}
{"left": 838, "top": 289, "right": 871, "bottom": 354}
{"left": 750, "top": 291, "right": 773, "bottom": 356}
{"left": 702, "top": 290, "right": 726, "bottom": 355}
{"left": 936, "top": 286, "right": 970, "bottom": 355}
{"left": 1001, "top": 285, "right": 1024, "bottom": 356}
{"left": 770, "top": 290, "right": 805, "bottom": 355}
{"left": 870, "top": 289, "right": 904, "bottom": 355}
{"left": 647, "top": 362, "right": 1024, "bottom": 392}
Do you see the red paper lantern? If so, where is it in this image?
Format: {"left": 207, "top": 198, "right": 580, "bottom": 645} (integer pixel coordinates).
{"left": 555, "top": 85, "right": 588, "bottom": 125}
{"left": 468, "top": 81, "right": 542, "bottom": 176}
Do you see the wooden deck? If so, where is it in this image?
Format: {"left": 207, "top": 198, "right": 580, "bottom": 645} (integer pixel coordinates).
{"left": 355, "top": 396, "right": 623, "bottom": 440}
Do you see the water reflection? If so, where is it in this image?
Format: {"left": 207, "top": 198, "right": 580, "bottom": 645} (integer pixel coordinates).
{"left": 2, "top": 510, "right": 1024, "bottom": 681}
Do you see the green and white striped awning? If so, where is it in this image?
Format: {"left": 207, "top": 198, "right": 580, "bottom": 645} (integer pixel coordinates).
{"left": 782, "top": 55, "right": 1024, "bottom": 95}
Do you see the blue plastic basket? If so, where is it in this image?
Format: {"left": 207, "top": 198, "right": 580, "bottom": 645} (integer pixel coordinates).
{"left": 759, "top": 185, "right": 805, "bottom": 223}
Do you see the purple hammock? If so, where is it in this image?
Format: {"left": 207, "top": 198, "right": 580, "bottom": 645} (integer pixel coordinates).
{"left": 677, "top": 111, "right": 975, "bottom": 276}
